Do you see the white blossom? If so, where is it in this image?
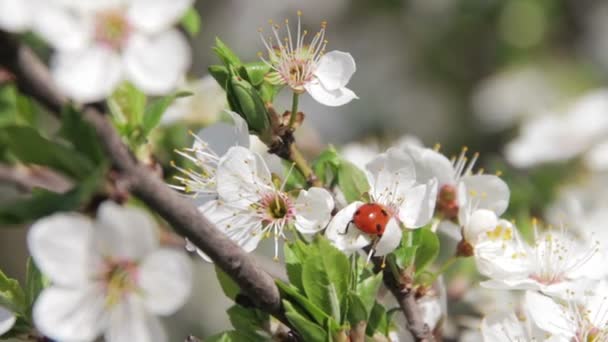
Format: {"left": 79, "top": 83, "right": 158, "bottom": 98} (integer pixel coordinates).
{"left": 481, "top": 311, "right": 562, "bottom": 342}
{"left": 37, "top": 0, "right": 193, "bottom": 102}
{"left": 525, "top": 282, "right": 608, "bottom": 341}
{"left": 0, "top": 306, "right": 15, "bottom": 337}
{"left": 259, "top": 12, "right": 358, "bottom": 107}
{"left": 197, "top": 146, "right": 334, "bottom": 260}
{"left": 475, "top": 220, "right": 600, "bottom": 298}
{"left": 326, "top": 147, "right": 438, "bottom": 257}
{"left": 28, "top": 202, "right": 192, "bottom": 342}
{"left": 505, "top": 89, "right": 608, "bottom": 168}
{"left": 401, "top": 143, "right": 509, "bottom": 240}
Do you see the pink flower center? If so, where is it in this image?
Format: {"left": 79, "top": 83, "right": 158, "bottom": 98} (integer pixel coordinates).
{"left": 99, "top": 258, "right": 139, "bottom": 307}
{"left": 94, "top": 10, "right": 131, "bottom": 50}
{"left": 259, "top": 191, "right": 295, "bottom": 224}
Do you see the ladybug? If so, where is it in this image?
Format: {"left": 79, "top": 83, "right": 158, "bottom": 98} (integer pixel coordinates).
{"left": 350, "top": 203, "right": 390, "bottom": 236}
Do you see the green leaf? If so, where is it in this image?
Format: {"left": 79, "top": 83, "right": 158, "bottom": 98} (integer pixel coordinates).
{"left": 356, "top": 273, "right": 383, "bottom": 315}
{"left": 0, "top": 165, "right": 105, "bottom": 225}
{"left": 284, "top": 241, "right": 308, "bottom": 291}
{"left": 141, "top": 91, "right": 192, "bottom": 136}
{"left": 276, "top": 280, "right": 328, "bottom": 325}
{"left": 108, "top": 82, "right": 146, "bottom": 127}
{"left": 213, "top": 37, "right": 242, "bottom": 67}
{"left": 393, "top": 245, "right": 418, "bottom": 270}
{"left": 215, "top": 266, "right": 240, "bottom": 301}
{"left": 227, "top": 305, "right": 270, "bottom": 342}
{"left": 366, "top": 302, "right": 388, "bottom": 336}
{"left": 0, "top": 125, "right": 94, "bottom": 179}
{"left": 0, "top": 269, "right": 25, "bottom": 316}
{"left": 284, "top": 300, "right": 328, "bottom": 342}
{"left": 337, "top": 161, "right": 370, "bottom": 203}
{"left": 312, "top": 147, "right": 341, "bottom": 186}
{"left": 412, "top": 227, "right": 440, "bottom": 274}
{"left": 345, "top": 293, "right": 368, "bottom": 326}
{"left": 24, "top": 258, "right": 48, "bottom": 320}
{"left": 301, "top": 239, "right": 350, "bottom": 323}
{"left": 180, "top": 7, "right": 201, "bottom": 36}
{"left": 209, "top": 65, "right": 230, "bottom": 90}
{"left": 60, "top": 106, "right": 104, "bottom": 164}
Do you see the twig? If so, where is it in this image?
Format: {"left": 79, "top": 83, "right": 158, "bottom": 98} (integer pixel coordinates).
{"left": 0, "top": 164, "right": 72, "bottom": 193}
{"left": 0, "top": 30, "right": 286, "bottom": 322}
{"left": 375, "top": 258, "right": 434, "bottom": 342}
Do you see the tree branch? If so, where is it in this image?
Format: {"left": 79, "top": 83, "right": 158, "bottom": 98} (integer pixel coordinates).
{"left": 376, "top": 258, "right": 434, "bottom": 342}
{"left": 0, "top": 31, "right": 285, "bottom": 320}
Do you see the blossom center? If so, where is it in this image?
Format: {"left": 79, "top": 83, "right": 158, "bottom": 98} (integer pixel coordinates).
{"left": 260, "top": 191, "right": 294, "bottom": 222}
{"left": 95, "top": 10, "right": 131, "bottom": 50}
{"left": 100, "top": 259, "right": 139, "bottom": 307}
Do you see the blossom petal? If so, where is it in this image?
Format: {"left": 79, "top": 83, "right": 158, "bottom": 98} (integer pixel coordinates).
{"left": 304, "top": 82, "right": 358, "bottom": 107}
{"left": 195, "top": 110, "right": 250, "bottom": 157}
{"left": 462, "top": 209, "right": 498, "bottom": 243}
{"left": 216, "top": 146, "right": 273, "bottom": 208}
{"left": 315, "top": 51, "right": 356, "bottom": 91}
{"left": 124, "top": 30, "right": 191, "bottom": 95}
{"left": 127, "top": 0, "right": 193, "bottom": 34}
{"left": 326, "top": 201, "right": 370, "bottom": 254}
{"left": 33, "top": 286, "right": 107, "bottom": 342}
{"left": 95, "top": 202, "right": 159, "bottom": 260}
{"left": 27, "top": 213, "right": 95, "bottom": 286}
{"left": 33, "top": 4, "right": 92, "bottom": 51}
{"left": 0, "top": 0, "right": 32, "bottom": 32}
{"left": 294, "top": 187, "right": 335, "bottom": 234}
{"left": 402, "top": 144, "right": 454, "bottom": 185}
{"left": 0, "top": 306, "right": 15, "bottom": 336}
{"left": 106, "top": 295, "right": 167, "bottom": 342}
{"left": 373, "top": 219, "right": 402, "bottom": 256}
{"left": 366, "top": 147, "right": 417, "bottom": 202}
{"left": 481, "top": 312, "right": 527, "bottom": 342}
{"left": 139, "top": 249, "right": 192, "bottom": 315}
{"left": 198, "top": 200, "right": 264, "bottom": 253}
{"left": 51, "top": 46, "right": 123, "bottom": 103}
{"left": 398, "top": 181, "right": 437, "bottom": 229}
{"left": 460, "top": 175, "right": 510, "bottom": 216}
{"left": 524, "top": 291, "right": 575, "bottom": 339}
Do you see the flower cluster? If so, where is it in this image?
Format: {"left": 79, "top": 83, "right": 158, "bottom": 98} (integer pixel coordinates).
{"left": 0, "top": 0, "right": 192, "bottom": 102}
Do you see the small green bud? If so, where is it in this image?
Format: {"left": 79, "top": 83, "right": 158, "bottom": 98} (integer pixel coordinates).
{"left": 228, "top": 75, "right": 271, "bottom": 140}
{"left": 212, "top": 37, "right": 241, "bottom": 67}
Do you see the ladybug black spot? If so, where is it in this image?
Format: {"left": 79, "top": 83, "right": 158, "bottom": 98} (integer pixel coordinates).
{"left": 354, "top": 209, "right": 360, "bottom": 216}
{"left": 380, "top": 209, "right": 388, "bottom": 217}
{"left": 376, "top": 223, "right": 382, "bottom": 232}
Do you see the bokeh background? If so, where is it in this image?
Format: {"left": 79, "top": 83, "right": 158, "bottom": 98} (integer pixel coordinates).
{"left": 3, "top": 0, "right": 608, "bottom": 339}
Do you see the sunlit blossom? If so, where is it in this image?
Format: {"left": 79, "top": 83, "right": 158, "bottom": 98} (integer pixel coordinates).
{"left": 258, "top": 11, "right": 358, "bottom": 107}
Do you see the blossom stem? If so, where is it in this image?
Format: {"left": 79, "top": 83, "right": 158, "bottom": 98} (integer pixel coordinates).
{"left": 289, "top": 143, "right": 322, "bottom": 187}
{"left": 288, "top": 92, "right": 299, "bottom": 129}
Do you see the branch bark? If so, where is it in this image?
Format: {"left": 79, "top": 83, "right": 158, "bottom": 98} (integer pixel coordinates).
{"left": 377, "top": 259, "right": 434, "bottom": 342}
{"left": 0, "top": 31, "right": 283, "bottom": 318}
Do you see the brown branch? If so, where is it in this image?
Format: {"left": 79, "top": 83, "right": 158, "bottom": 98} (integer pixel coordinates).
{"left": 0, "top": 31, "right": 285, "bottom": 320}
{"left": 378, "top": 259, "right": 434, "bottom": 342}
{"left": 0, "top": 164, "right": 72, "bottom": 193}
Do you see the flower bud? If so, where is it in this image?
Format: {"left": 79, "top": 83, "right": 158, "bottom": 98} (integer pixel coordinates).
{"left": 228, "top": 73, "right": 272, "bottom": 142}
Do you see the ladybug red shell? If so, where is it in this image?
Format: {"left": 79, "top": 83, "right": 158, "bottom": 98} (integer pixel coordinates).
{"left": 352, "top": 203, "right": 390, "bottom": 236}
